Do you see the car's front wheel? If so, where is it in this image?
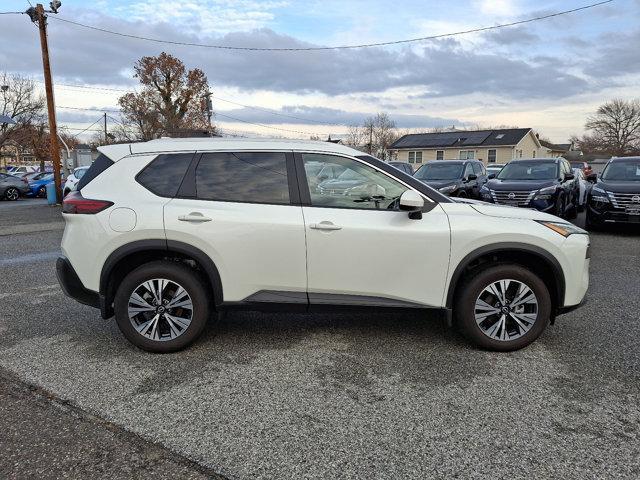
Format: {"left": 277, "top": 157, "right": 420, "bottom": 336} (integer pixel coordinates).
{"left": 454, "top": 265, "right": 551, "bottom": 351}
{"left": 114, "top": 261, "right": 211, "bottom": 353}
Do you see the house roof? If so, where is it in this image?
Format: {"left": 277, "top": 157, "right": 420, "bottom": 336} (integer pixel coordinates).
{"left": 539, "top": 140, "right": 571, "bottom": 152}
{"left": 389, "top": 128, "right": 532, "bottom": 149}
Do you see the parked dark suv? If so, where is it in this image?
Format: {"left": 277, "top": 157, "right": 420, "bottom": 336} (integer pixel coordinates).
{"left": 585, "top": 156, "right": 640, "bottom": 229}
{"left": 480, "top": 158, "right": 578, "bottom": 218}
{"left": 413, "top": 160, "right": 487, "bottom": 198}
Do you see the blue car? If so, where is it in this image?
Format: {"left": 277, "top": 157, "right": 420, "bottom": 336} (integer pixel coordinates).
{"left": 27, "top": 173, "right": 55, "bottom": 197}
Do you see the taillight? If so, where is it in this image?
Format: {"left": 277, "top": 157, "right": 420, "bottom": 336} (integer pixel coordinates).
{"left": 62, "top": 191, "right": 113, "bottom": 214}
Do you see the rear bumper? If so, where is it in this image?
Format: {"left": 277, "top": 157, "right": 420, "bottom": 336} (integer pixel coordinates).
{"left": 56, "top": 256, "right": 100, "bottom": 309}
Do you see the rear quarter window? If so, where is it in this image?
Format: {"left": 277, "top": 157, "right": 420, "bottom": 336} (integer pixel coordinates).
{"left": 77, "top": 154, "right": 114, "bottom": 191}
{"left": 136, "top": 153, "right": 195, "bottom": 198}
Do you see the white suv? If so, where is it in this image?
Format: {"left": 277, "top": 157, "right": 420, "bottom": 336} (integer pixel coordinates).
{"left": 57, "top": 138, "right": 590, "bottom": 353}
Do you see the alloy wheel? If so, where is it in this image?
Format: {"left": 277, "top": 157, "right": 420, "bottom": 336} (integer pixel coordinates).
{"left": 127, "top": 278, "right": 194, "bottom": 342}
{"left": 6, "top": 188, "right": 19, "bottom": 201}
{"left": 474, "top": 279, "right": 538, "bottom": 341}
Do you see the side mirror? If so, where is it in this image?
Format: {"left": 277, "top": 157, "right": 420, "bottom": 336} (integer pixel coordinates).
{"left": 565, "top": 173, "right": 575, "bottom": 181}
{"left": 488, "top": 173, "right": 496, "bottom": 179}
{"left": 467, "top": 174, "right": 478, "bottom": 181}
{"left": 399, "top": 190, "right": 424, "bottom": 220}
{"left": 587, "top": 173, "right": 597, "bottom": 183}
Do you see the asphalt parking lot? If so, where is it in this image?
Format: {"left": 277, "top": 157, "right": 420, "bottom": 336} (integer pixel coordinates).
{"left": 1, "top": 198, "right": 639, "bottom": 479}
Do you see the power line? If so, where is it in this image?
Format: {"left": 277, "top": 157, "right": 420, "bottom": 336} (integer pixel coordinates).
{"left": 48, "top": 1, "right": 613, "bottom": 51}
{"left": 0, "top": 12, "right": 24, "bottom": 15}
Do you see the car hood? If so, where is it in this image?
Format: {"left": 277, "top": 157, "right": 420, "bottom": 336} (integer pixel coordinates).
{"left": 418, "top": 180, "right": 459, "bottom": 189}
{"left": 470, "top": 203, "right": 560, "bottom": 222}
{"left": 485, "top": 179, "right": 557, "bottom": 191}
{"left": 596, "top": 180, "right": 640, "bottom": 193}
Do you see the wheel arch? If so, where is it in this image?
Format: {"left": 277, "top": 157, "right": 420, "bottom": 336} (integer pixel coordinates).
{"left": 99, "top": 239, "right": 223, "bottom": 318}
{"left": 445, "top": 242, "right": 565, "bottom": 312}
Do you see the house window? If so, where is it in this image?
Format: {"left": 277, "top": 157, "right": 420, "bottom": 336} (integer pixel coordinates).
{"left": 515, "top": 149, "right": 523, "bottom": 158}
{"left": 408, "top": 151, "right": 423, "bottom": 164}
{"left": 487, "top": 149, "right": 497, "bottom": 163}
{"left": 436, "top": 150, "right": 444, "bottom": 160}
{"left": 532, "top": 151, "right": 536, "bottom": 158}
{"left": 459, "top": 150, "right": 475, "bottom": 160}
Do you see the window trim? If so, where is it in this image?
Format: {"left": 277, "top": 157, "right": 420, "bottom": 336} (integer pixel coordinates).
{"left": 293, "top": 151, "right": 443, "bottom": 212}
{"left": 436, "top": 150, "right": 444, "bottom": 161}
{"left": 487, "top": 149, "right": 497, "bottom": 163}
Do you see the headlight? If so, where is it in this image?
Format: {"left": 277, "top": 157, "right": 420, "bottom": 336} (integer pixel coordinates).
{"left": 590, "top": 186, "right": 610, "bottom": 203}
{"left": 535, "top": 185, "right": 556, "bottom": 200}
{"left": 536, "top": 220, "right": 587, "bottom": 237}
{"left": 438, "top": 185, "right": 457, "bottom": 194}
{"left": 592, "top": 186, "right": 607, "bottom": 194}
{"left": 480, "top": 185, "right": 489, "bottom": 194}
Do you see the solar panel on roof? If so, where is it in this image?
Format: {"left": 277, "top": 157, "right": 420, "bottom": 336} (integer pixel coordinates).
{"left": 461, "top": 132, "right": 491, "bottom": 145}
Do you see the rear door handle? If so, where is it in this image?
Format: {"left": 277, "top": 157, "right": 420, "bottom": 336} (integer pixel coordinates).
{"left": 310, "top": 221, "right": 342, "bottom": 231}
{"left": 178, "top": 212, "right": 212, "bottom": 223}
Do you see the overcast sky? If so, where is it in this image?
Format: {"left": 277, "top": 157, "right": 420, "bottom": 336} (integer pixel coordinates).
{"left": 1, "top": 0, "right": 639, "bottom": 141}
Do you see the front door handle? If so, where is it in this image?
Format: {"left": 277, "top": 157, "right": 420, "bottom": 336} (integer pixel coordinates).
{"left": 178, "top": 212, "right": 212, "bottom": 223}
{"left": 310, "top": 221, "right": 342, "bottom": 231}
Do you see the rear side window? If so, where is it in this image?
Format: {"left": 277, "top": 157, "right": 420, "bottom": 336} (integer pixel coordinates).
{"left": 195, "top": 152, "right": 289, "bottom": 205}
{"left": 137, "top": 153, "right": 194, "bottom": 197}
{"left": 77, "top": 154, "right": 114, "bottom": 191}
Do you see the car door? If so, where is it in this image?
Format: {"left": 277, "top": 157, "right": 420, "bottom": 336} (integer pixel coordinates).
{"left": 164, "top": 151, "right": 308, "bottom": 306}
{"left": 296, "top": 152, "right": 451, "bottom": 308}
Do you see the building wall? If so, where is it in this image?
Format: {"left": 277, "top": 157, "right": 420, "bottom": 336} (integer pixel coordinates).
{"left": 392, "top": 131, "right": 547, "bottom": 165}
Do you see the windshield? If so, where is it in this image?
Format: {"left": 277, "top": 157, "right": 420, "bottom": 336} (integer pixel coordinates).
{"left": 415, "top": 163, "right": 463, "bottom": 180}
{"left": 601, "top": 160, "right": 640, "bottom": 181}
{"left": 497, "top": 161, "right": 558, "bottom": 180}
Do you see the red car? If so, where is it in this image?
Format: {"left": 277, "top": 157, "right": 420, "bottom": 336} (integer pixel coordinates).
{"left": 570, "top": 161, "right": 593, "bottom": 176}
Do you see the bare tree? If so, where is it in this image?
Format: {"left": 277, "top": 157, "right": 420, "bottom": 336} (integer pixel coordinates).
{"left": 118, "top": 53, "right": 213, "bottom": 141}
{"left": 583, "top": 99, "right": 640, "bottom": 156}
{"left": 343, "top": 125, "right": 366, "bottom": 151}
{"left": 362, "top": 113, "right": 399, "bottom": 160}
{"left": 0, "top": 72, "right": 45, "bottom": 157}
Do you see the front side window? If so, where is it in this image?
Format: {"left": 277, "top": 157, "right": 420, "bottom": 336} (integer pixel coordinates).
{"left": 302, "top": 154, "right": 409, "bottom": 210}
{"left": 472, "top": 162, "right": 484, "bottom": 175}
{"left": 464, "top": 163, "right": 475, "bottom": 178}
{"left": 487, "top": 149, "right": 497, "bottom": 163}
{"left": 196, "top": 152, "right": 289, "bottom": 204}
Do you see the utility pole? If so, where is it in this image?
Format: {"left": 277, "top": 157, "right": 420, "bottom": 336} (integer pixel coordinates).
{"left": 27, "top": 3, "right": 63, "bottom": 203}
{"left": 104, "top": 112, "right": 108, "bottom": 144}
{"left": 202, "top": 92, "right": 213, "bottom": 136}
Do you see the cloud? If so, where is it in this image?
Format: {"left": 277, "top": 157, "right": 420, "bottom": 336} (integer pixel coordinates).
{"left": 0, "top": 9, "right": 594, "bottom": 100}
{"left": 485, "top": 26, "right": 539, "bottom": 45}
{"left": 217, "top": 105, "right": 460, "bottom": 128}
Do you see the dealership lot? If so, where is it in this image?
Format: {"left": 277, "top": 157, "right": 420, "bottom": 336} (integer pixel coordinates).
{"left": 1, "top": 200, "right": 639, "bottom": 479}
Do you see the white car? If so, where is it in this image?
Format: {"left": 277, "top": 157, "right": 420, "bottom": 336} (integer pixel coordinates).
{"left": 57, "top": 138, "right": 590, "bottom": 353}
{"left": 573, "top": 168, "right": 592, "bottom": 211}
{"left": 63, "top": 166, "right": 89, "bottom": 197}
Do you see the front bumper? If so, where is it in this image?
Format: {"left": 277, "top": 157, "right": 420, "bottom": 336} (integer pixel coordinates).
{"left": 56, "top": 256, "right": 100, "bottom": 309}
{"left": 587, "top": 204, "right": 640, "bottom": 224}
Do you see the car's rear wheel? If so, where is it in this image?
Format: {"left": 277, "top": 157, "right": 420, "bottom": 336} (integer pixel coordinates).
{"left": 454, "top": 265, "right": 551, "bottom": 351}
{"left": 5, "top": 187, "right": 19, "bottom": 201}
{"left": 114, "top": 261, "right": 210, "bottom": 353}
{"left": 37, "top": 186, "right": 47, "bottom": 198}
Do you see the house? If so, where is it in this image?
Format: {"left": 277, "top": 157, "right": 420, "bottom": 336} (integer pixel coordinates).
{"left": 539, "top": 139, "right": 575, "bottom": 158}
{"left": 388, "top": 128, "right": 545, "bottom": 166}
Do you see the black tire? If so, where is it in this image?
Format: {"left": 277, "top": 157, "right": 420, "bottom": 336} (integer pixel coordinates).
{"left": 114, "top": 260, "right": 210, "bottom": 353}
{"left": 454, "top": 264, "right": 552, "bottom": 351}
{"left": 584, "top": 210, "right": 602, "bottom": 231}
{"left": 457, "top": 191, "right": 468, "bottom": 198}
{"left": 37, "top": 186, "right": 47, "bottom": 198}
{"left": 4, "top": 187, "right": 20, "bottom": 201}
{"left": 553, "top": 193, "right": 566, "bottom": 218}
